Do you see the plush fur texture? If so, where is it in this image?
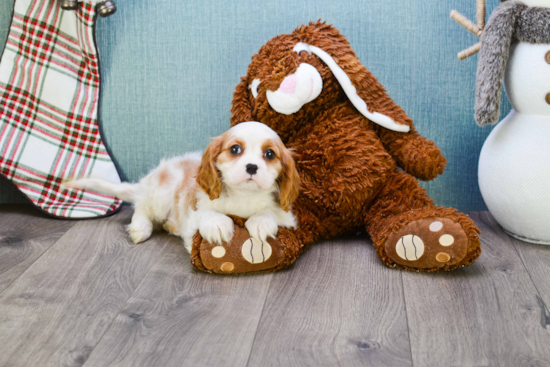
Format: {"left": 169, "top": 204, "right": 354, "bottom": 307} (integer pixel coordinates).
{"left": 476, "top": 0, "right": 550, "bottom": 126}
{"left": 222, "top": 22, "right": 481, "bottom": 272}
{"left": 516, "top": 6, "right": 550, "bottom": 43}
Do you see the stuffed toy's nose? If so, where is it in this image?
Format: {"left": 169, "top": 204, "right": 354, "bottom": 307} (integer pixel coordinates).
{"left": 266, "top": 63, "right": 323, "bottom": 115}
{"left": 279, "top": 75, "right": 298, "bottom": 94}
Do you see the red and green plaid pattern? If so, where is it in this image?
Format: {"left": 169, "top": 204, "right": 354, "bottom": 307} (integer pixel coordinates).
{"left": 0, "top": 0, "right": 122, "bottom": 218}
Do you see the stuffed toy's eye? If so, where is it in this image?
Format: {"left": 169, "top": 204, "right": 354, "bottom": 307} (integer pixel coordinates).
{"left": 249, "top": 78, "right": 261, "bottom": 99}
{"left": 230, "top": 145, "right": 242, "bottom": 155}
{"left": 264, "top": 149, "right": 276, "bottom": 160}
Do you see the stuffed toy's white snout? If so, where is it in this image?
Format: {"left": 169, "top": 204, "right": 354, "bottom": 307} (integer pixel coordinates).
{"left": 265, "top": 63, "right": 323, "bottom": 115}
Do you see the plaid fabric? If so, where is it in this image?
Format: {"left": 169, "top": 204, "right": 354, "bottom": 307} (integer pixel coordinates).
{"left": 0, "top": 0, "right": 122, "bottom": 218}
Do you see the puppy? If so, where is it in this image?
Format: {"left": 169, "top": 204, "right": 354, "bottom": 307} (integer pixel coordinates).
{"left": 63, "top": 121, "right": 300, "bottom": 252}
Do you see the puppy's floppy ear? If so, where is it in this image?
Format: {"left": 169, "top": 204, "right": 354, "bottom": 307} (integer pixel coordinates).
{"left": 197, "top": 135, "right": 224, "bottom": 200}
{"left": 278, "top": 147, "right": 301, "bottom": 212}
{"left": 230, "top": 76, "right": 253, "bottom": 126}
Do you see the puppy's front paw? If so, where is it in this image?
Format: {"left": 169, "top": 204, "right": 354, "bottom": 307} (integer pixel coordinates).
{"left": 199, "top": 214, "right": 235, "bottom": 245}
{"left": 245, "top": 213, "right": 278, "bottom": 243}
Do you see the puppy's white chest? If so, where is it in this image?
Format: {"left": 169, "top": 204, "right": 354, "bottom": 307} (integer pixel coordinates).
{"left": 200, "top": 191, "right": 275, "bottom": 219}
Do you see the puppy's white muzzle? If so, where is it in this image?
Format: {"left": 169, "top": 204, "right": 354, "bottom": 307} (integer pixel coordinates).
{"left": 266, "top": 63, "right": 323, "bottom": 115}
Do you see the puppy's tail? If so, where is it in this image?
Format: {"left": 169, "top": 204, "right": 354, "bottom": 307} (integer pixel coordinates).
{"left": 62, "top": 178, "right": 137, "bottom": 203}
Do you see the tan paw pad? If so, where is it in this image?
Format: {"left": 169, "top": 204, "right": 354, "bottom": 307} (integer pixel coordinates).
{"left": 197, "top": 224, "right": 286, "bottom": 274}
{"left": 436, "top": 252, "right": 451, "bottom": 263}
{"left": 439, "top": 234, "right": 454, "bottom": 247}
{"left": 429, "top": 221, "right": 443, "bottom": 232}
{"left": 211, "top": 246, "right": 226, "bottom": 258}
{"left": 220, "top": 262, "right": 234, "bottom": 273}
{"left": 242, "top": 238, "right": 272, "bottom": 264}
{"left": 396, "top": 235, "right": 425, "bottom": 261}
{"left": 385, "top": 217, "right": 469, "bottom": 269}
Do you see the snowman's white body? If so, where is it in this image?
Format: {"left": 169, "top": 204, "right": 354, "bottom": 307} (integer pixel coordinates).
{"left": 478, "top": 40, "right": 550, "bottom": 243}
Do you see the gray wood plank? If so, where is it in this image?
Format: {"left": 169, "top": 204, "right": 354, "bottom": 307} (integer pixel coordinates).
{"left": 0, "top": 207, "right": 172, "bottom": 367}
{"left": 0, "top": 205, "right": 76, "bottom": 293}
{"left": 402, "top": 212, "right": 550, "bottom": 367}
{"left": 83, "top": 237, "right": 274, "bottom": 367}
{"left": 246, "top": 236, "right": 412, "bottom": 367}
{"left": 510, "top": 229, "right": 550, "bottom": 319}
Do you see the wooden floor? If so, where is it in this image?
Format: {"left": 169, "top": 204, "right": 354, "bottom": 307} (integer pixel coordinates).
{"left": 0, "top": 205, "right": 550, "bottom": 367}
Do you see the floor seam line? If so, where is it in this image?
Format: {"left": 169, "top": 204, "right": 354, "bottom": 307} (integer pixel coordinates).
{"left": 245, "top": 272, "right": 276, "bottom": 367}
{"left": 400, "top": 271, "right": 415, "bottom": 367}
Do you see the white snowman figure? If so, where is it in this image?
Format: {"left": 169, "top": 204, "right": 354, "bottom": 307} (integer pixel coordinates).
{"left": 452, "top": 0, "right": 550, "bottom": 243}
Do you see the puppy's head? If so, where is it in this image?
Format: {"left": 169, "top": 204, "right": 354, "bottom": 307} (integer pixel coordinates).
{"left": 197, "top": 121, "right": 300, "bottom": 211}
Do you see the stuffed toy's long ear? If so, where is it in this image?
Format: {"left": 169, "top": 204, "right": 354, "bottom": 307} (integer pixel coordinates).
{"left": 230, "top": 77, "right": 253, "bottom": 126}
{"left": 197, "top": 135, "right": 224, "bottom": 200}
{"left": 293, "top": 42, "right": 410, "bottom": 133}
{"left": 475, "top": 1, "right": 524, "bottom": 126}
{"left": 290, "top": 22, "right": 417, "bottom": 133}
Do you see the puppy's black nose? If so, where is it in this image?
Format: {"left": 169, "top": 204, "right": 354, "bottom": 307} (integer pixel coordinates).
{"left": 246, "top": 164, "right": 258, "bottom": 175}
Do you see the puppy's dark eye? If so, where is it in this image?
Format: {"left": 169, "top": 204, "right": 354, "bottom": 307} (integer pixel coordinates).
{"left": 230, "top": 145, "right": 242, "bottom": 155}
{"left": 264, "top": 149, "right": 276, "bottom": 160}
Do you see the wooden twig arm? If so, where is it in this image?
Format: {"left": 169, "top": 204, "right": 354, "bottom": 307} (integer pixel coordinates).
{"left": 450, "top": 0, "right": 486, "bottom": 60}
{"left": 458, "top": 42, "right": 481, "bottom": 60}
{"left": 451, "top": 10, "right": 483, "bottom": 38}
{"left": 477, "top": 0, "right": 486, "bottom": 30}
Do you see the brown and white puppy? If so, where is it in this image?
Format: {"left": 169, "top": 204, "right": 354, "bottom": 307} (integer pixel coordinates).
{"left": 63, "top": 121, "right": 300, "bottom": 252}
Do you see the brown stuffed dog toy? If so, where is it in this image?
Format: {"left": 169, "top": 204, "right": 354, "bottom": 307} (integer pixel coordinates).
{"left": 191, "top": 21, "right": 481, "bottom": 274}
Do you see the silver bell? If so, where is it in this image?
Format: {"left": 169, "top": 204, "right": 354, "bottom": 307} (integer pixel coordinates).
{"left": 60, "top": 0, "right": 79, "bottom": 10}
{"left": 97, "top": 0, "right": 117, "bottom": 17}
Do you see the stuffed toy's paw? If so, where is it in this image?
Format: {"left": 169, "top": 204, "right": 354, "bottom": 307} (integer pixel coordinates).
{"left": 382, "top": 214, "right": 481, "bottom": 272}
{"left": 190, "top": 216, "right": 287, "bottom": 274}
